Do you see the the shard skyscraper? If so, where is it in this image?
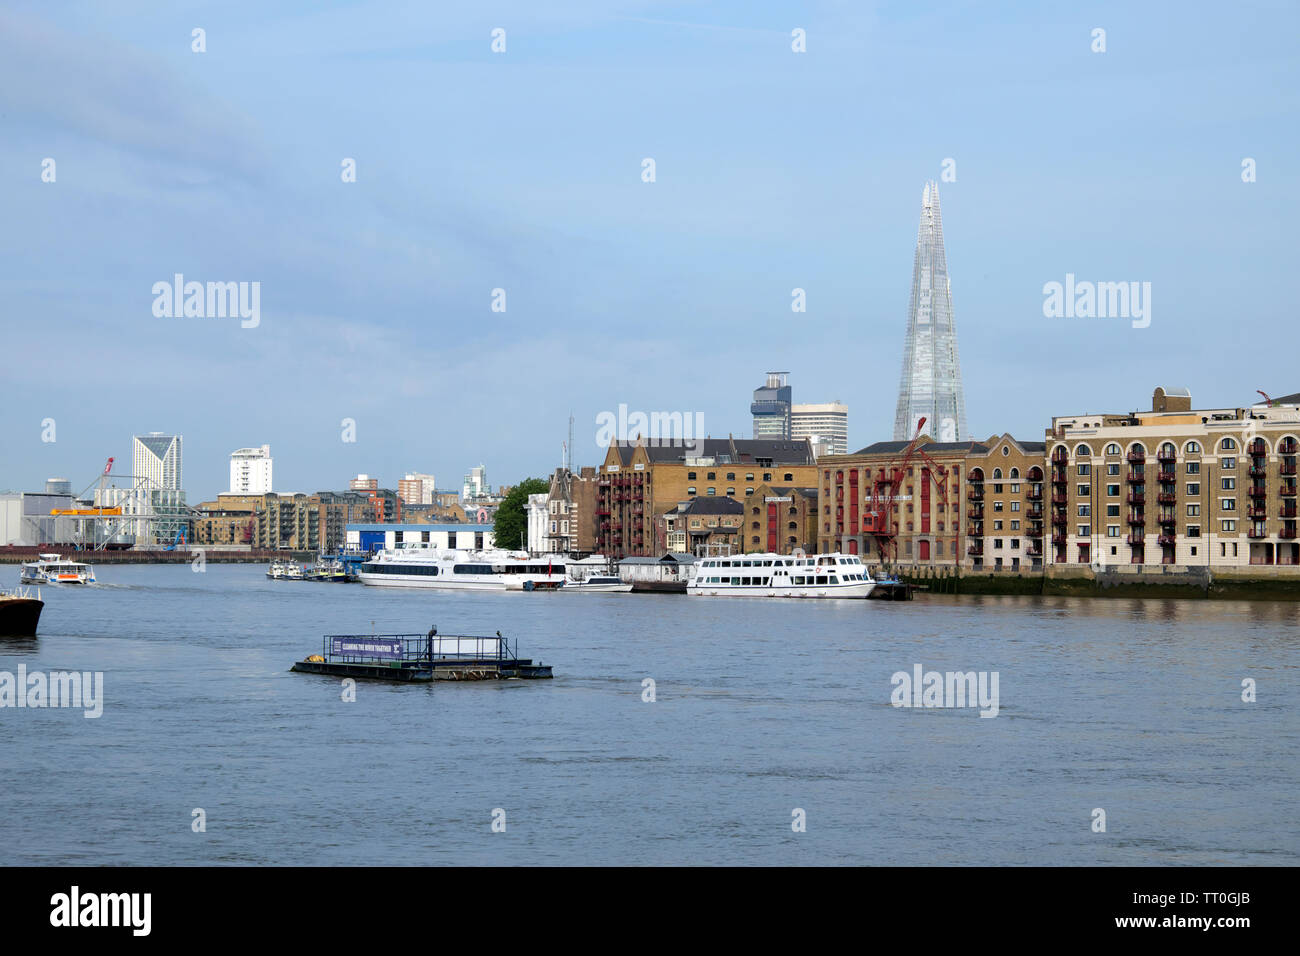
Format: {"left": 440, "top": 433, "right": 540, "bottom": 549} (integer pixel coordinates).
{"left": 892, "top": 181, "right": 968, "bottom": 443}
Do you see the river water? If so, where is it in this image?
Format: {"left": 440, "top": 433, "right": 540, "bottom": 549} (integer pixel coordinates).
{"left": 2, "top": 564, "right": 1297, "bottom": 865}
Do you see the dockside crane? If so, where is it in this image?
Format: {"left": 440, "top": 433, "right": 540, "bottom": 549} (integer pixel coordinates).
{"left": 861, "top": 417, "right": 952, "bottom": 565}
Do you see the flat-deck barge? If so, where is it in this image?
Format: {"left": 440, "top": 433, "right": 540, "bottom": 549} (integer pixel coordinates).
{"left": 291, "top": 632, "right": 553, "bottom": 682}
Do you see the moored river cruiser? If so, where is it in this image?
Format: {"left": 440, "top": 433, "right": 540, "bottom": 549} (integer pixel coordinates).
{"left": 19, "top": 554, "right": 96, "bottom": 585}
{"left": 688, "top": 552, "right": 875, "bottom": 599}
{"left": 358, "top": 545, "right": 568, "bottom": 591}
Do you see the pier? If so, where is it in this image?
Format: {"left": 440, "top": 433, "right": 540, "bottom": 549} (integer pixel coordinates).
{"left": 291, "top": 632, "right": 553, "bottom": 682}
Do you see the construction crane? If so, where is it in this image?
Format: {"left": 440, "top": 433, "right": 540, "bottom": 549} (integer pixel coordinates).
{"left": 861, "top": 417, "right": 952, "bottom": 565}
{"left": 49, "top": 458, "right": 122, "bottom": 517}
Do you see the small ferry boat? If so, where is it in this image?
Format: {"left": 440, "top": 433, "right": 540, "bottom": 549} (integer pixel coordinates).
{"left": 358, "top": 546, "right": 567, "bottom": 591}
{"left": 561, "top": 574, "right": 633, "bottom": 593}
{"left": 0, "top": 587, "right": 43, "bottom": 636}
{"left": 266, "top": 560, "right": 292, "bottom": 580}
{"left": 19, "top": 554, "right": 95, "bottom": 585}
{"left": 688, "top": 552, "right": 875, "bottom": 599}
{"left": 291, "top": 627, "right": 553, "bottom": 682}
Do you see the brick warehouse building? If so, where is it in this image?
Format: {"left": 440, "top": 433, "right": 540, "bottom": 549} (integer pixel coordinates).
{"left": 596, "top": 437, "right": 817, "bottom": 558}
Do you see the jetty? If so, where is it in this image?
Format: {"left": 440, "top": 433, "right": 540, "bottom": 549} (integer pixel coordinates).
{"left": 291, "top": 630, "right": 553, "bottom": 682}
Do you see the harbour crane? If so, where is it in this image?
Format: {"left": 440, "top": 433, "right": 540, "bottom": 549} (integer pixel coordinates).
{"left": 861, "top": 417, "right": 952, "bottom": 565}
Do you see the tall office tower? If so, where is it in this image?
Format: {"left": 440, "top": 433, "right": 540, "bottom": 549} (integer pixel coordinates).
{"left": 893, "top": 181, "right": 968, "bottom": 442}
{"left": 791, "top": 402, "right": 849, "bottom": 456}
{"left": 751, "top": 372, "right": 793, "bottom": 440}
{"left": 229, "top": 445, "right": 273, "bottom": 494}
{"left": 462, "top": 465, "right": 488, "bottom": 501}
{"left": 132, "top": 433, "right": 183, "bottom": 490}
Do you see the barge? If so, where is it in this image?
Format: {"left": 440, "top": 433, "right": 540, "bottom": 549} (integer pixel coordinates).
{"left": 291, "top": 630, "right": 553, "bottom": 682}
{"left": 0, "top": 587, "right": 43, "bottom": 636}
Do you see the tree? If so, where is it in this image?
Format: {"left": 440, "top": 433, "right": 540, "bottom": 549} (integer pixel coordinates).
{"left": 493, "top": 477, "right": 550, "bottom": 550}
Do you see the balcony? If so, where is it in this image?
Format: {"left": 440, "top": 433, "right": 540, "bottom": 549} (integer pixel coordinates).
{"left": 1126, "top": 451, "right": 1147, "bottom": 464}
{"left": 1249, "top": 485, "right": 1269, "bottom": 498}
{"left": 967, "top": 507, "right": 984, "bottom": 520}
{"left": 1157, "top": 470, "right": 1176, "bottom": 483}
{"left": 1026, "top": 525, "right": 1044, "bottom": 537}
{"left": 1282, "top": 440, "right": 1299, "bottom": 455}
{"left": 1051, "top": 449, "right": 1069, "bottom": 464}
{"left": 1025, "top": 505, "right": 1044, "bottom": 519}
{"left": 1157, "top": 448, "right": 1176, "bottom": 462}
{"left": 1248, "top": 441, "right": 1269, "bottom": 457}
{"left": 1249, "top": 465, "right": 1269, "bottom": 479}
{"left": 1158, "top": 512, "right": 1177, "bottom": 525}
{"left": 1027, "top": 488, "right": 1043, "bottom": 501}
{"left": 1157, "top": 534, "right": 1176, "bottom": 547}
{"left": 1128, "top": 513, "right": 1145, "bottom": 525}
{"left": 1026, "top": 545, "right": 1043, "bottom": 557}
{"left": 1126, "top": 533, "right": 1146, "bottom": 545}
{"left": 1127, "top": 471, "right": 1146, "bottom": 483}
{"left": 1280, "top": 527, "right": 1298, "bottom": 540}
{"left": 1052, "top": 513, "right": 1068, "bottom": 526}
{"left": 1282, "top": 462, "right": 1298, "bottom": 476}
{"left": 1281, "top": 505, "right": 1298, "bottom": 519}
{"left": 1126, "top": 492, "right": 1145, "bottom": 505}
{"left": 967, "top": 541, "right": 984, "bottom": 555}
{"left": 1247, "top": 528, "right": 1268, "bottom": 539}
{"left": 1051, "top": 493, "right": 1069, "bottom": 505}
{"left": 966, "top": 525, "right": 983, "bottom": 538}
{"left": 1052, "top": 533, "right": 1066, "bottom": 546}
{"left": 967, "top": 488, "right": 984, "bottom": 501}
{"left": 1282, "top": 485, "right": 1298, "bottom": 497}
{"left": 1247, "top": 505, "right": 1269, "bottom": 519}
{"left": 1157, "top": 492, "right": 1176, "bottom": 505}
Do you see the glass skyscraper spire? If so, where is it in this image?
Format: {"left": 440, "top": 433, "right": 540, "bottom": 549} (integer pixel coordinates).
{"left": 892, "top": 181, "right": 968, "bottom": 442}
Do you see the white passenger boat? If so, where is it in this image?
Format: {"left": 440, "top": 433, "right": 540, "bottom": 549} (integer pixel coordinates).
{"left": 561, "top": 574, "right": 633, "bottom": 593}
{"left": 687, "top": 552, "right": 874, "bottom": 599}
{"left": 358, "top": 546, "right": 568, "bottom": 591}
{"left": 19, "top": 553, "right": 96, "bottom": 585}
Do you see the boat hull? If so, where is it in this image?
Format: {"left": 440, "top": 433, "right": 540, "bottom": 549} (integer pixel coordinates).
{"left": 0, "top": 598, "right": 44, "bottom": 636}
{"left": 688, "top": 581, "right": 876, "bottom": 599}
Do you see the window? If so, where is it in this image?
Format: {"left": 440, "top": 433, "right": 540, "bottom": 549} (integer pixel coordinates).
{"left": 1221, "top": 519, "right": 1236, "bottom": 532}
{"left": 784, "top": 473, "right": 794, "bottom": 481}
{"left": 994, "top": 520, "right": 1003, "bottom": 531}
{"left": 763, "top": 473, "right": 772, "bottom": 481}
{"left": 1078, "top": 464, "right": 1090, "bottom": 476}
{"left": 1010, "top": 501, "right": 1020, "bottom": 512}
{"left": 1076, "top": 444, "right": 1093, "bottom": 457}
{"left": 1011, "top": 539, "right": 1020, "bottom": 549}
{"left": 1010, "top": 520, "right": 1020, "bottom": 531}
{"left": 687, "top": 471, "right": 697, "bottom": 480}
{"left": 1107, "top": 464, "right": 1120, "bottom": 476}
{"left": 687, "top": 486, "right": 696, "bottom": 495}
{"left": 745, "top": 474, "right": 754, "bottom": 481}
{"left": 1187, "top": 483, "right": 1200, "bottom": 496}
{"left": 993, "top": 538, "right": 1004, "bottom": 549}
{"left": 1107, "top": 484, "right": 1120, "bottom": 496}
{"left": 1187, "top": 526, "right": 1200, "bottom": 538}
{"left": 726, "top": 473, "right": 735, "bottom": 481}
{"left": 1107, "top": 525, "right": 1120, "bottom": 537}
{"left": 1221, "top": 477, "right": 1236, "bottom": 490}
{"left": 1221, "top": 457, "right": 1236, "bottom": 470}
{"left": 1186, "top": 503, "right": 1200, "bottom": 516}
{"left": 1221, "top": 498, "right": 1235, "bottom": 511}
{"left": 1078, "top": 484, "right": 1090, "bottom": 496}
{"left": 1186, "top": 462, "right": 1200, "bottom": 474}
{"left": 1106, "top": 443, "right": 1121, "bottom": 455}
{"left": 1220, "top": 438, "right": 1236, "bottom": 451}
{"left": 706, "top": 488, "right": 716, "bottom": 496}
{"left": 1106, "top": 504, "right": 1120, "bottom": 517}
{"left": 994, "top": 501, "right": 1004, "bottom": 512}
{"left": 1077, "top": 504, "right": 1090, "bottom": 517}
{"left": 1078, "top": 525, "right": 1091, "bottom": 537}
{"left": 1186, "top": 441, "right": 1201, "bottom": 453}
{"left": 707, "top": 472, "right": 716, "bottom": 480}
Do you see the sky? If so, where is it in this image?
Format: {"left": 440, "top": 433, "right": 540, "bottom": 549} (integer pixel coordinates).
{"left": 1, "top": 0, "right": 1296, "bottom": 501}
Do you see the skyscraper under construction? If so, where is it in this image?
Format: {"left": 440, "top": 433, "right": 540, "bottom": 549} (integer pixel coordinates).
{"left": 892, "top": 181, "right": 968, "bottom": 442}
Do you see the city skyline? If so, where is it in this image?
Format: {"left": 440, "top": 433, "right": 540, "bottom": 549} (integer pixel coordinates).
{"left": 2, "top": 1, "right": 1296, "bottom": 496}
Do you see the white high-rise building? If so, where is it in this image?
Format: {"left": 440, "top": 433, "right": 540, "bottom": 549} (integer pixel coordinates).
{"left": 229, "top": 445, "right": 273, "bottom": 494}
{"left": 462, "top": 465, "right": 488, "bottom": 501}
{"left": 133, "top": 433, "right": 183, "bottom": 490}
{"left": 792, "top": 402, "right": 849, "bottom": 456}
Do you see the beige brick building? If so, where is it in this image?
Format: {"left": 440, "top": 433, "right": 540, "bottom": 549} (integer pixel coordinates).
{"left": 597, "top": 438, "right": 817, "bottom": 558}
{"left": 1046, "top": 387, "right": 1299, "bottom": 569}
{"left": 964, "top": 435, "right": 1047, "bottom": 571}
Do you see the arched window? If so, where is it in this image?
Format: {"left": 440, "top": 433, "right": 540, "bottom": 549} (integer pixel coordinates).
{"left": 1220, "top": 437, "right": 1236, "bottom": 451}
{"left": 993, "top": 468, "right": 1003, "bottom": 480}
{"left": 1106, "top": 443, "right": 1120, "bottom": 455}
{"left": 1010, "top": 468, "right": 1020, "bottom": 479}
{"left": 1185, "top": 441, "right": 1201, "bottom": 454}
{"left": 1076, "top": 443, "right": 1093, "bottom": 457}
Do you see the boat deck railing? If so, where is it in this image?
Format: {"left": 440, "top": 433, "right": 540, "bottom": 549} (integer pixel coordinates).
{"left": 321, "top": 632, "right": 516, "bottom": 664}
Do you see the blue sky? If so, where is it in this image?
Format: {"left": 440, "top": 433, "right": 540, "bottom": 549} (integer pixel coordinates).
{"left": 1, "top": 0, "right": 1296, "bottom": 499}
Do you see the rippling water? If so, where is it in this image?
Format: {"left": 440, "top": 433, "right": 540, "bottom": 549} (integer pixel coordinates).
{"left": 2, "top": 564, "right": 1297, "bottom": 865}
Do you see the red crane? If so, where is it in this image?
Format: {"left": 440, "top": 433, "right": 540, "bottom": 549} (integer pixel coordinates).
{"left": 861, "top": 417, "right": 952, "bottom": 564}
